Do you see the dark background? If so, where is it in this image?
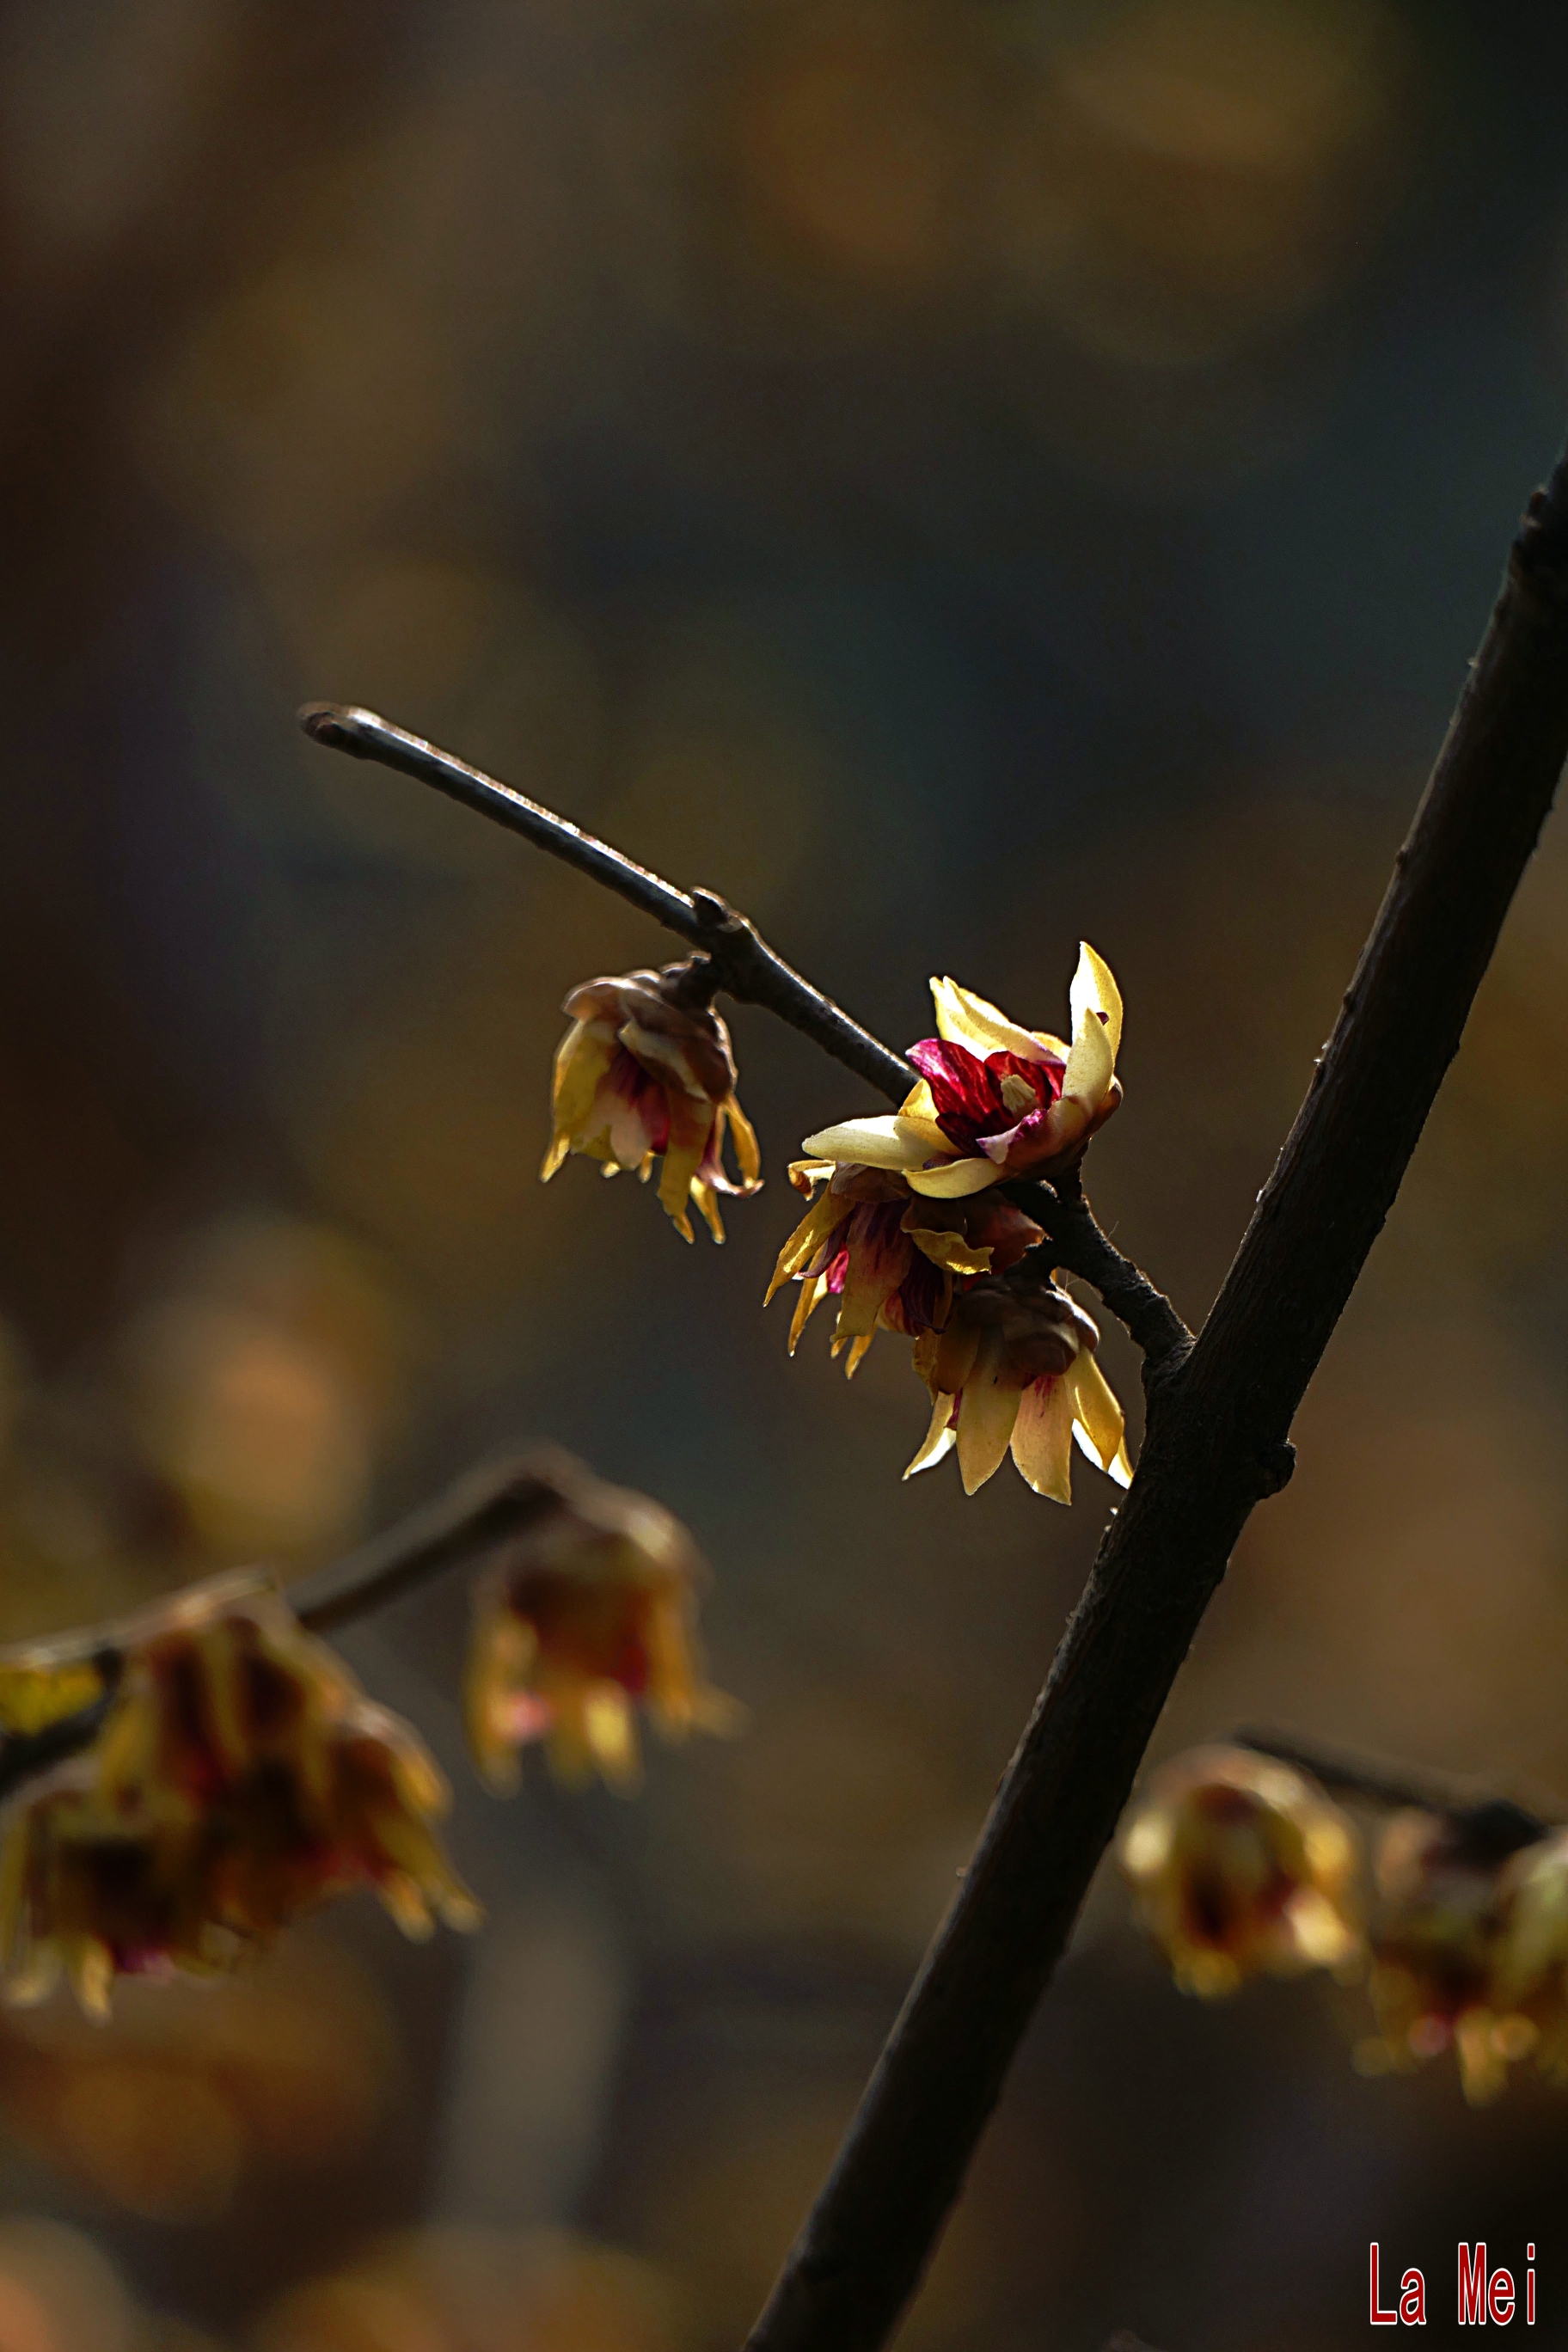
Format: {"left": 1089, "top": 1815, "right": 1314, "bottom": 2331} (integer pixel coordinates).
{"left": 2, "top": 1, "right": 1568, "bottom": 2344}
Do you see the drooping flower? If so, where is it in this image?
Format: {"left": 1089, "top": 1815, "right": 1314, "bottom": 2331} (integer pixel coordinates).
{"left": 0, "top": 1573, "right": 479, "bottom": 2016}
{"left": 800, "top": 946, "right": 1122, "bottom": 1204}
{"left": 1119, "top": 1745, "right": 1362, "bottom": 1999}
{"left": 904, "top": 1269, "right": 1131, "bottom": 1498}
{"left": 464, "top": 1449, "right": 741, "bottom": 1793}
{"left": 766, "top": 1161, "right": 1044, "bottom": 1375}
{"left": 1359, "top": 1804, "right": 1553, "bottom": 2104}
{"left": 540, "top": 961, "right": 762, "bottom": 1242}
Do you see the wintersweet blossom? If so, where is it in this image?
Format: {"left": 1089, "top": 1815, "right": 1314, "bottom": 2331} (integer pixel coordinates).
{"left": 540, "top": 963, "right": 762, "bottom": 1242}
{"left": 464, "top": 1452, "right": 740, "bottom": 1793}
{"left": 0, "top": 1574, "right": 479, "bottom": 2015}
{"left": 1118, "top": 1745, "right": 1362, "bottom": 1998}
{"left": 800, "top": 946, "right": 1122, "bottom": 1203}
{"left": 1360, "top": 1806, "right": 1555, "bottom": 2104}
{"left": 904, "top": 1271, "right": 1131, "bottom": 1499}
{"left": 766, "top": 1161, "right": 1044, "bottom": 1375}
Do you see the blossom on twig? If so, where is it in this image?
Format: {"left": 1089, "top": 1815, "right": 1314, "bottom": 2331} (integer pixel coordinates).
{"left": 766, "top": 1161, "right": 1044, "bottom": 1376}
{"left": 1118, "top": 1745, "right": 1361, "bottom": 1998}
{"left": 464, "top": 1450, "right": 741, "bottom": 1793}
{"left": 799, "top": 947, "right": 1121, "bottom": 1201}
{"left": 541, "top": 962, "right": 762, "bottom": 1241}
{"left": 905, "top": 1271, "right": 1131, "bottom": 1499}
{"left": 0, "top": 1573, "right": 478, "bottom": 2017}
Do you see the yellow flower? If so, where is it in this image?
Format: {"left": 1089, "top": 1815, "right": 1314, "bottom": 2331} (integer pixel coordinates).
{"left": 540, "top": 962, "right": 762, "bottom": 1241}
{"left": 1119, "top": 1745, "right": 1362, "bottom": 1998}
{"left": 766, "top": 1161, "right": 1045, "bottom": 1376}
{"left": 1360, "top": 1805, "right": 1555, "bottom": 2104}
{"left": 0, "top": 1574, "right": 479, "bottom": 2017}
{"left": 904, "top": 1271, "right": 1131, "bottom": 1499}
{"left": 799, "top": 945, "right": 1121, "bottom": 1203}
{"left": 464, "top": 1451, "right": 741, "bottom": 1793}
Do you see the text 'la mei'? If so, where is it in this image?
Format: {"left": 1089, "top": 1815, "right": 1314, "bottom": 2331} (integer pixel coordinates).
{"left": 1370, "top": 2242, "right": 1537, "bottom": 2324}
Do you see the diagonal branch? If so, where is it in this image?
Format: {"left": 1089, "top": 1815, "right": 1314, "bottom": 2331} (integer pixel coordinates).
{"left": 1234, "top": 1726, "right": 1553, "bottom": 1845}
{"left": 297, "top": 705, "right": 1188, "bottom": 1363}
{"left": 736, "top": 444, "right": 1568, "bottom": 2351}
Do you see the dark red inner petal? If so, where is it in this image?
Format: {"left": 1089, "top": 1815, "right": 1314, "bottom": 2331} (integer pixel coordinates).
{"left": 907, "top": 1038, "right": 1063, "bottom": 1152}
{"left": 608, "top": 1047, "right": 670, "bottom": 1151}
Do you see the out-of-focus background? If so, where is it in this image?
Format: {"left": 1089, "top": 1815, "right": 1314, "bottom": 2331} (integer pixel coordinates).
{"left": 0, "top": 0, "right": 1566, "bottom": 2343}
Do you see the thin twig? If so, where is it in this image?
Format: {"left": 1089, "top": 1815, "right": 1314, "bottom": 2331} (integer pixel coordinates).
{"left": 1234, "top": 1727, "right": 1553, "bottom": 1844}
{"left": 0, "top": 1452, "right": 568, "bottom": 1802}
{"left": 297, "top": 704, "right": 912, "bottom": 1103}
{"left": 297, "top": 706, "right": 1186, "bottom": 1363}
{"left": 740, "top": 445, "right": 1568, "bottom": 2352}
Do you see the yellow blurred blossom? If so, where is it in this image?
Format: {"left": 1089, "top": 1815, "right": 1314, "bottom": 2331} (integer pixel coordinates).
{"left": 905, "top": 1271, "right": 1131, "bottom": 1500}
{"left": 800, "top": 945, "right": 1121, "bottom": 1203}
{"left": 465, "top": 1452, "right": 740, "bottom": 1793}
{"left": 0, "top": 1573, "right": 478, "bottom": 2017}
{"left": 1119, "top": 1744, "right": 1362, "bottom": 1997}
{"left": 541, "top": 962, "right": 762, "bottom": 1242}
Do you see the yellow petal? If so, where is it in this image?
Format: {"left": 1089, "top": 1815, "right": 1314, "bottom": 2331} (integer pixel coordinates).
{"left": 799, "top": 1116, "right": 932, "bottom": 1169}
{"left": 954, "top": 1341, "right": 1022, "bottom": 1495}
{"left": 905, "top": 1156, "right": 1001, "bottom": 1198}
{"left": 1069, "top": 1354, "right": 1133, "bottom": 1485}
{"left": 788, "top": 1274, "right": 828, "bottom": 1353}
{"left": 658, "top": 1096, "right": 714, "bottom": 1234}
{"left": 907, "top": 1226, "right": 993, "bottom": 1277}
{"left": 903, "top": 1388, "right": 958, "bottom": 1479}
{"left": 726, "top": 1093, "right": 763, "bottom": 1185}
{"left": 766, "top": 1193, "right": 842, "bottom": 1302}
{"left": 930, "top": 977, "right": 1044, "bottom": 1062}
{"left": 584, "top": 1685, "right": 642, "bottom": 1793}
{"left": 551, "top": 1019, "right": 615, "bottom": 1133}
{"left": 1069, "top": 940, "right": 1123, "bottom": 1060}
{"left": 1010, "top": 1374, "right": 1075, "bottom": 1502}
{"left": 1062, "top": 996, "right": 1116, "bottom": 1115}
{"left": 842, "top": 1332, "right": 874, "bottom": 1379}
{"left": 694, "top": 1181, "right": 726, "bottom": 1244}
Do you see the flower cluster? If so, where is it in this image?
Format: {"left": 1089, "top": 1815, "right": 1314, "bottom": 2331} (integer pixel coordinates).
{"left": 464, "top": 1449, "right": 740, "bottom": 1792}
{"left": 1118, "top": 1745, "right": 1360, "bottom": 1998}
{"left": 0, "top": 1576, "right": 479, "bottom": 2017}
{"left": 541, "top": 962, "right": 761, "bottom": 1242}
{"left": 1120, "top": 1744, "right": 1568, "bottom": 2105}
{"left": 769, "top": 949, "right": 1130, "bottom": 1498}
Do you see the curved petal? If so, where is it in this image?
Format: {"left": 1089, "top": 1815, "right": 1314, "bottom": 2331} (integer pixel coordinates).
{"left": 903, "top": 1389, "right": 958, "bottom": 1479}
{"left": 904, "top": 1155, "right": 1001, "bottom": 1198}
{"left": 1062, "top": 997, "right": 1116, "bottom": 1115}
{"left": 1010, "top": 1374, "right": 1075, "bottom": 1503}
{"left": 800, "top": 1116, "right": 934, "bottom": 1170}
{"left": 1069, "top": 941, "right": 1123, "bottom": 1063}
{"left": 954, "top": 1341, "right": 1022, "bottom": 1495}
{"left": 1069, "top": 1354, "right": 1133, "bottom": 1486}
{"left": 930, "top": 977, "right": 1047, "bottom": 1063}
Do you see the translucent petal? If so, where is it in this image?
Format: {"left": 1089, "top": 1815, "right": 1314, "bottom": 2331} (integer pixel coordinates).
{"left": 930, "top": 977, "right": 1044, "bottom": 1062}
{"left": 1069, "top": 1355, "right": 1132, "bottom": 1485}
{"left": 1010, "top": 1374, "right": 1075, "bottom": 1503}
{"left": 954, "top": 1343, "right": 1021, "bottom": 1495}
{"left": 1063, "top": 996, "right": 1117, "bottom": 1113}
{"left": 800, "top": 1116, "right": 931, "bottom": 1169}
{"left": 1069, "top": 941, "right": 1124, "bottom": 1063}
{"left": 904, "top": 1155, "right": 1001, "bottom": 1199}
{"left": 903, "top": 1389, "right": 958, "bottom": 1479}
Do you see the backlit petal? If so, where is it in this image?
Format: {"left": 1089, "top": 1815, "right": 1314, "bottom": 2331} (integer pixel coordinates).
{"left": 1069, "top": 941, "right": 1123, "bottom": 1063}
{"left": 903, "top": 1389, "right": 958, "bottom": 1479}
{"left": 954, "top": 1340, "right": 1021, "bottom": 1494}
{"left": 930, "top": 977, "right": 1045, "bottom": 1062}
{"left": 905, "top": 1156, "right": 1001, "bottom": 1198}
{"left": 800, "top": 1116, "right": 933, "bottom": 1169}
{"left": 1069, "top": 1354, "right": 1132, "bottom": 1485}
{"left": 1010, "top": 1375, "right": 1075, "bottom": 1503}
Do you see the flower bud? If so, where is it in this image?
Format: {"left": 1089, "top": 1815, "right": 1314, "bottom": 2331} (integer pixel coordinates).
{"left": 541, "top": 961, "right": 761, "bottom": 1242}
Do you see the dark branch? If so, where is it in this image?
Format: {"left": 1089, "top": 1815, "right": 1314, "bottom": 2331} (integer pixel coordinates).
{"left": 297, "top": 705, "right": 1184, "bottom": 1364}
{"left": 297, "top": 705, "right": 912, "bottom": 1103}
{"left": 741, "top": 445, "right": 1568, "bottom": 2352}
{"left": 1234, "top": 1726, "right": 1553, "bottom": 1846}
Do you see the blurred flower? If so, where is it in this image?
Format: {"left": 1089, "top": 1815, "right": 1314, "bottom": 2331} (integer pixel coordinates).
{"left": 1360, "top": 1804, "right": 1557, "bottom": 2104}
{"left": 0, "top": 1573, "right": 478, "bottom": 2016}
{"left": 801, "top": 946, "right": 1121, "bottom": 1201}
{"left": 1119, "top": 1744, "right": 1361, "bottom": 1996}
{"left": 766, "top": 1161, "right": 1044, "bottom": 1375}
{"left": 465, "top": 1451, "right": 740, "bottom": 1793}
{"left": 541, "top": 962, "right": 762, "bottom": 1243}
{"left": 906, "top": 1271, "right": 1130, "bottom": 1499}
